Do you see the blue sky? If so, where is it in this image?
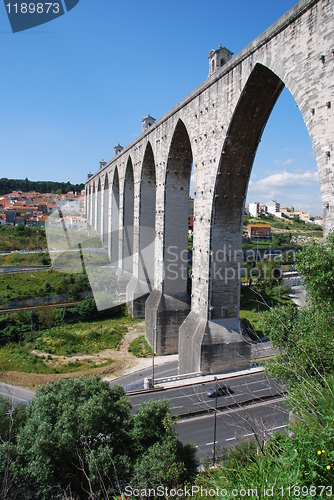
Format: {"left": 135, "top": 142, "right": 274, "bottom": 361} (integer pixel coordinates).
{"left": 0, "top": 0, "right": 321, "bottom": 216}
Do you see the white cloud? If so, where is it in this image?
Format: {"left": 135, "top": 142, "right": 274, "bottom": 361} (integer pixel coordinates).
{"left": 274, "top": 158, "right": 295, "bottom": 165}
{"left": 255, "top": 169, "right": 318, "bottom": 189}
{"left": 247, "top": 169, "right": 322, "bottom": 215}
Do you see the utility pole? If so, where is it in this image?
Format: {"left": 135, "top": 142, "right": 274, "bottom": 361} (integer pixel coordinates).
{"left": 152, "top": 327, "right": 156, "bottom": 388}
{"left": 212, "top": 376, "right": 218, "bottom": 465}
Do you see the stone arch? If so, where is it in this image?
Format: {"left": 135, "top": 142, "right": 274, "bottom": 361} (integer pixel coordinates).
{"left": 163, "top": 119, "right": 193, "bottom": 297}
{"left": 139, "top": 141, "right": 156, "bottom": 284}
{"left": 103, "top": 173, "right": 109, "bottom": 247}
{"left": 111, "top": 168, "right": 120, "bottom": 266}
{"left": 123, "top": 157, "right": 134, "bottom": 274}
{"left": 209, "top": 63, "right": 285, "bottom": 319}
{"left": 97, "top": 177, "right": 102, "bottom": 237}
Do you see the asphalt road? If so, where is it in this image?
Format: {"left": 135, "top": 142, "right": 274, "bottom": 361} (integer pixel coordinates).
{"left": 0, "top": 383, "right": 35, "bottom": 405}
{"left": 109, "top": 359, "right": 180, "bottom": 390}
{"left": 127, "top": 371, "right": 284, "bottom": 417}
{"left": 176, "top": 398, "right": 289, "bottom": 459}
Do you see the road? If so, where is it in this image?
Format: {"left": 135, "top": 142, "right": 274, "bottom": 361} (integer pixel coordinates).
{"left": 127, "top": 371, "right": 284, "bottom": 417}
{"left": 0, "top": 383, "right": 35, "bottom": 406}
{"left": 176, "top": 398, "right": 288, "bottom": 459}
{"left": 0, "top": 265, "right": 51, "bottom": 274}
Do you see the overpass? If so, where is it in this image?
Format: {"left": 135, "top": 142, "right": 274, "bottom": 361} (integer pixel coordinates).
{"left": 85, "top": 0, "right": 333, "bottom": 375}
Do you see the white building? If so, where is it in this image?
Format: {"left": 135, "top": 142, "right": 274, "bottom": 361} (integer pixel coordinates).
{"left": 249, "top": 202, "right": 259, "bottom": 217}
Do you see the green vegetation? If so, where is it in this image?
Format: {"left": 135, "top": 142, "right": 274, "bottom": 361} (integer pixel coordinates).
{"left": 0, "top": 177, "right": 84, "bottom": 195}
{"left": 0, "top": 225, "right": 47, "bottom": 252}
{"left": 128, "top": 334, "right": 153, "bottom": 358}
{"left": 0, "top": 251, "right": 51, "bottom": 267}
{"left": 0, "top": 377, "right": 197, "bottom": 498}
{"left": 240, "top": 284, "right": 293, "bottom": 339}
{"left": 243, "top": 213, "right": 323, "bottom": 249}
{"left": 0, "top": 269, "right": 90, "bottom": 305}
{"left": 0, "top": 299, "right": 139, "bottom": 374}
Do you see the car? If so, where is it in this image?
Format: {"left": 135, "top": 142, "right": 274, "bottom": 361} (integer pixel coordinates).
{"left": 205, "top": 384, "right": 234, "bottom": 398}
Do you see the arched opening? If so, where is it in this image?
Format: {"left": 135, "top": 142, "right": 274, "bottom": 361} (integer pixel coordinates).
{"left": 97, "top": 178, "right": 102, "bottom": 237}
{"left": 139, "top": 142, "right": 156, "bottom": 285}
{"left": 164, "top": 119, "right": 193, "bottom": 297}
{"left": 103, "top": 173, "right": 109, "bottom": 248}
{"left": 248, "top": 86, "right": 322, "bottom": 219}
{"left": 210, "top": 63, "right": 285, "bottom": 319}
{"left": 111, "top": 168, "right": 119, "bottom": 266}
{"left": 123, "top": 157, "right": 134, "bottom": 274}
{"left": 91, "top": 183, "right": 96, "bottom": 230}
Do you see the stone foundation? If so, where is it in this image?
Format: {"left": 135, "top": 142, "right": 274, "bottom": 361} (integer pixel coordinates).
{"left": 179, "top": 312, "right": 251, "bottom": 374}
{"left": 145, "top": 290, "right": 190, "bottom": 355}
{"left": 126, "top": 276, "right": 152, "bottom": 318}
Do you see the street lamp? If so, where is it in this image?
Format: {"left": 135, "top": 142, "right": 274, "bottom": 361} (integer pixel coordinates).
{"left": 152, "top": 326, "right": 156, "bottom": 388}
{"left": 212, "top": 376, "right": 218, "bottom": 465}
{"left": 9, "top": 358, "right": 13, "bottom": 386}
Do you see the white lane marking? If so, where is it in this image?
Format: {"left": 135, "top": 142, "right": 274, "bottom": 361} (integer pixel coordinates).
{"left": 0, "top": 391, "right": 29, "bottom": 402}
{"left": 244, "top": 432, "right": 255, "bottom": 437}
{"left": 206, "top": 441, "right": 214, "bottom": 446}
{"left": 253, "top": 388, "right": 270, "bottom": 393}
{"left": 226, "top": 437, "right": 237, "bottom": 442}
{"left": 271, "top": 424, "right": 287, "bottom": 431}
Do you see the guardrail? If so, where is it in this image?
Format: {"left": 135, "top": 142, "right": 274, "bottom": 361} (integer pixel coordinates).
{"left": 154, "top": 372, "right": 201, "bottom": 385}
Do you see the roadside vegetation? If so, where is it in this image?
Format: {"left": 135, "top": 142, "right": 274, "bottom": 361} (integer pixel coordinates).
{"left": 0, "top": 269, "right": 90, "bottom": 305}
{"left": 0, "top": 225, "right": 47, "bottom": 252}
{"left": 0, "top": 379, "right": 197, "bottom": 498}
{"left": 128, "top": 335, "right": 153, "bottom": 358}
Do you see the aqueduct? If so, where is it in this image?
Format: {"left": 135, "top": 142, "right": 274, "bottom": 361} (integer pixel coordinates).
{"left": 85, "top": 0, "right": 334, "bottom": 374}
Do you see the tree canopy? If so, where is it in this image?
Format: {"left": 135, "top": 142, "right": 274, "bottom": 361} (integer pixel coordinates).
{"left": 0, "top": 376, "right": 197, "bottom": 498}
{"left": 0, "top": 178, "right": 84, "bottom": 195}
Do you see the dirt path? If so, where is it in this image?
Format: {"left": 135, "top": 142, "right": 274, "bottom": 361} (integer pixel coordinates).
{"left": 1, "top": 320, "right": 163, "bottom": 389}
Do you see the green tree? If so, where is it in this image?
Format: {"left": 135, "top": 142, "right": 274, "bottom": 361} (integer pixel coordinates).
{"left": 15, "top": 377, "right": 132, "bottom": 496}
{"left": 294, "top": 232, "right": 334, "bottom": 306}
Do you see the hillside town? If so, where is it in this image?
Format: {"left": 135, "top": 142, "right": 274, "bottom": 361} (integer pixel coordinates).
{"left": 0, "top": 190, "right": 85, "bottom": 227}
{"left": 246, "top": 199, "right": 323, "bottom": 225}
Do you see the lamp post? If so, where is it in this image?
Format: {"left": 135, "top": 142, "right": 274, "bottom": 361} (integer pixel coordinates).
{"left": 9, "top": 359, "right": 13, "bottom": 386}
{"left": 212, "top": 376, "right": 218, "bottom": 465}
{"left": 152, "top": 327, "right": 156, "bottom": 388}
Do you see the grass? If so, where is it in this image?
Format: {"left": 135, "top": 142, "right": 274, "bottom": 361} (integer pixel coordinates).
{"left": 0, "top": 269, "right": 88, "bottom": 305}
{"left": 128, "top": 335, "right": 152, "bottom": 358}
{"left": 0, "top": 316, "right": 137, "bottom": 374}
{"left": 0, "top": 343, "right": 114, "bottom": 375}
